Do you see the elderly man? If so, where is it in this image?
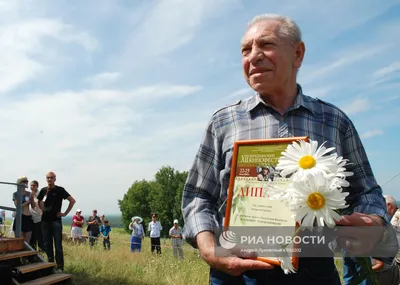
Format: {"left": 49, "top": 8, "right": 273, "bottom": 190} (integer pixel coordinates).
{"left": 38, "top": 171, "right": 75, "bottom": 273}
{"left": 169, "top": 219, "right": 184, "bottom": 259}
{"left": 371, "top": 195, "right": 400, "bottom": 284}
{"left": 182, "top": 14, "right": 389, "bottom": 284}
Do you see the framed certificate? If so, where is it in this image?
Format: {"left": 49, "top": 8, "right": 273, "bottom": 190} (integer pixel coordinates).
{"left": 224, "top": 136, "right": 309, "bottom": 268}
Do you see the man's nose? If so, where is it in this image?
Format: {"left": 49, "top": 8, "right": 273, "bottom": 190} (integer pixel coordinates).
{"left": 248, "top": 46, "right": 264, "bottom": 64}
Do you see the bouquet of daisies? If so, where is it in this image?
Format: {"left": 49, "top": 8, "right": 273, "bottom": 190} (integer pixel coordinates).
{"left": 271, "top": 139, "right": 376, "bottom": 284}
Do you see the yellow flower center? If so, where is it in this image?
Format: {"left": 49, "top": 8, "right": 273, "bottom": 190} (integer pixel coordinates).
{"left": 298, "top": 155, "right": 316, "bottom": 169}
{"left": 307, "top": 192, "right": 325, "bottom": 210}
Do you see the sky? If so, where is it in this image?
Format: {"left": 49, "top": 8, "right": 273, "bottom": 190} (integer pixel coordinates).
{"left": 0, "top": 0, "right": 399, "bottom": 216}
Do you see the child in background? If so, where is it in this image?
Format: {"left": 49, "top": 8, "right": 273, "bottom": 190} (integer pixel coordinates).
{"left": 99, "top": 220, "right": 111, "bottom": 250}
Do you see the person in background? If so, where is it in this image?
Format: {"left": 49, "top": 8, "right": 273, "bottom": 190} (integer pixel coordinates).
{"left": 129, "top": 216, "right": 145, "bottom": 253}
{"left": 100, "top": 220, "right": 111, "bottom": 250}
{"left": 148, "top": 213, "right": 162, "bottom": 254}
{"left": 12, "top": 176, "right": 34, "bottom": 243}
{"left": 371, "top": 195, "right": 400, "bottom": 285}
{"left": 37, "top": 171, "right": 75, "bottom": 273}
{"left": 71, "top": 209, "right": 84, "bottom": 244}
{"left": 29, "top": 180, "right": 44, "bottom": 251}
{"left": 87, "top": 209, "right": 101, "bottom": 247}
{"left": 169, "top": 219, "right": 184, "bottom": 259}
{"left": 100, "top": 214, "right": 105, "bottom": 225}
{"left": 8, "top": 211, "right": 16, "bottom": 237}
{"left": 0, "top": 210, "right": 5, "bottom": 234}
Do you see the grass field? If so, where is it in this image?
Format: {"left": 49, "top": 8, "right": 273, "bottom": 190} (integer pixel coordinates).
{"left": 1, "top": 223, "right": 344, "bottom": 285}
{"left": 63, "top": 227, "right": 208, "bottom": 285}
{"left": 61, "top": 227, "right": 344, "bottom": 285}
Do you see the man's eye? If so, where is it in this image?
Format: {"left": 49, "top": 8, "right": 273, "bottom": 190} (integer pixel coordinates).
{"left": 242, "top": 48, "right": 250, "bottom": 55}
{"left": 261, "top": 42, "right": 275, "bottom": 48}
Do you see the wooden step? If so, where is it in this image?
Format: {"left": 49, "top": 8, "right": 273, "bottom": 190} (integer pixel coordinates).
{"left": 0, "top": 238, "right": 25, "bottom": 252}
{"left": 15, "top": 262, "right": 56, "bottom": 274}
{"left": 0, "top": 250, "right": 38, "bottom": 261}
{"left": 19, "top": 273, "right": 72, "bottom": 285}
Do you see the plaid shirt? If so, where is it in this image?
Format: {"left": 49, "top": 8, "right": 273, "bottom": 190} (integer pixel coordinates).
{"left": 169, "top": 226, "right": 183, "bottom": 247}
{"left": 182, "top": 85, "right": 388, "bottom": 247}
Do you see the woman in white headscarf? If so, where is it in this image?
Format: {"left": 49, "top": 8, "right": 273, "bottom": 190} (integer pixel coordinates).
{"left": 129, "top": 216, "right": 144, "bottom": 252}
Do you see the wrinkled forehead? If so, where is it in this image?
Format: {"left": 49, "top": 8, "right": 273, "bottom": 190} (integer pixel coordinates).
{"left": 241, "top": 20, "right": 282, "bottom": 46}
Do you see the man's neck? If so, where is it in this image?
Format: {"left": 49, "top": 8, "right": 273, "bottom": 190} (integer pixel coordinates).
{"left": 259, "top": 83, "right": 298, "bottom": 115}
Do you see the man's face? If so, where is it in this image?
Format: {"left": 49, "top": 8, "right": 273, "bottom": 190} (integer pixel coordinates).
{"left": 241, "top": 20, "right": 304, "bottom": 95}
{"left": 152, "top": 215, "right": 157, "bottom": 221}
{"left": 93, "top": 211, "right": 97, "bottom": 217}
{"left": 386, "top": 201, "right": 395, "bottom": 216}
{"left": 46, "top": 172, "right": 56, "bottom": 186}
{"left": 30, "top": 183, "right": 38, "bottom": 192}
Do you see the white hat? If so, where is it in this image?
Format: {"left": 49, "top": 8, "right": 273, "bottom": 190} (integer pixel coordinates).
{"left": 76, "top": 209, "right": 82, "bottom": 212}
{"left": 132, "top": 216, "right": 143, "bottom": 223}
{"left": 173, "top": 219, "right": 179, "bottom": 224}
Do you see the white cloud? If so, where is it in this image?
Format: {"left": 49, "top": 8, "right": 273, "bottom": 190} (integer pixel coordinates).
{"left": 300, "top": 45, "right": 391, "bottom": 85}
{"left": 227, "top": 88, "right": 253, "bottom": 99}
{"left": 85, "top": 72, "right": 121, "bottom": 86}
{"left": 341, "top": 98, "right": 371, "bottom": 115}
{"left": 0, "top": 84, "right": 203, "bottom": 212}
{"left": 117, "top": 0, "right": 239, "bottom": 65}
{"left": 360, "top": 129, "right": 384, "bottom": 139}
{"left": 0, "top": 18, "right": 98, "bottom": 93}
{"left": 303, "top": 86, "right": 332, "bottom": 98}
{"left": 372, "top": 61, "right": 400, "bottom": 79}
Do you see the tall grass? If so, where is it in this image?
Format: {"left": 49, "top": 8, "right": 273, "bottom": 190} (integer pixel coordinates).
{"left": 63, "top": 227, "right": 209, "bottom": 285}
{"left": 1, "top": 223, "right": 344, "bottom": 284}
{"left": 62, "top": 227, "right": 344, "bottom": 285}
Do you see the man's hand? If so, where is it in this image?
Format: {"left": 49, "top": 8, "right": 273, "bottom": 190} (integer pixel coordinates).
{"left": 197, "top": 231, "right": 273, "bottom": 276}
{"left": 335, "top": 212, "right": 384, "bottom": 255}
{"left": 57, "top": 212, "right": 66, "bottom": 217}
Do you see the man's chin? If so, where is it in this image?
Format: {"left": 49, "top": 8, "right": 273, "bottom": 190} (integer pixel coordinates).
{"left": 250, "top": 83, "right": 272, "bottom": 94}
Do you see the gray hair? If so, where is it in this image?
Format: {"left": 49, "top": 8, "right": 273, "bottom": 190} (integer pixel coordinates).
{"left": 384, "top": 195, "right": 397, "bottom": 207}
{"left": 247, "top": 14, "right": 302, "bottom": 46}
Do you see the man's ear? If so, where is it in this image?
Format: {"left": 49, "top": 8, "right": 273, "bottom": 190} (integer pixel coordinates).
{"left": 293, "top": 41, "right": 305, "bottom": 69}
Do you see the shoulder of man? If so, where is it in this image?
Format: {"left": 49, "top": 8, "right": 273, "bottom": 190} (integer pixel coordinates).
{"left": 37, "top": 187, "right": 47, "bottom": 200}
{"left": 212, "top": 99, "right": 242, "bottom": 116}
{"left": 54, "top": 185, "right": 66, "bottom": 191}
{"left": 313, "top": 97, "right": 350, "bottom": 116}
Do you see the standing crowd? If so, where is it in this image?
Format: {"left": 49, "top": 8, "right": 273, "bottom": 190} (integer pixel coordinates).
{"left": 10, "top": 173, "right": 184, "bottom": 275}
{"left": 12, "top": 172, "right": 75, "bottom": 273}
{"left": 128, "top": 212, "right": 184, "bottom": 259}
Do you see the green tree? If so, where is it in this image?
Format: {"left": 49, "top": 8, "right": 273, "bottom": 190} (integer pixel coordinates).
{"left": 118, "top": 179, "right": 153, "bottom": 232}
{"left": 118, "top": 166, "right": 188, "bottom": 236}
{"left": 148, "top": 166, "right": 188, "bottom": 236}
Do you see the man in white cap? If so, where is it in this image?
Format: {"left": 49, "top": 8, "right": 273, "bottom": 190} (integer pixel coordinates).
{"left": 372, "top": 195, "right": 400, "bottom": 284}
{"left": 169, "top": 219, "right": 184, "bottom": 259}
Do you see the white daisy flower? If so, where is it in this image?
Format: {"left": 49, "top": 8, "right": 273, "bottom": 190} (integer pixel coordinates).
{"left": 287, "top": 173, "right": 349, "bottom": 228}
{"left": 279, "top": 254, "right": 296, "bottom": 274}
{"left": 276, "top": 140, "right": 338, "bottom": 181}
{"left": 327, "top": 156, "right": 354, "bottom": 188}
